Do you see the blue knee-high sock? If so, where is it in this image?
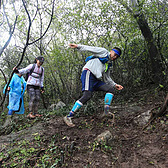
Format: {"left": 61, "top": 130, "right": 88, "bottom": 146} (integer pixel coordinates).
{"left": 67, "top": 100, "right": 83, "bottom": 118}
{"left": 104, "top": 93, "right": 113, "bottom": 114}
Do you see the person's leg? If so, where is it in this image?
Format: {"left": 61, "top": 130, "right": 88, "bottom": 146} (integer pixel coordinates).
{"left": 67, "top": 90, "right": 92, "bottom": 117}
{"left": 104, "top": 93, "right": 113, "bottom": 114}
{"left": 64, "top": 70, "right": 94, "bottom": 127}
{"left": 97, "top": 84, "right": 114, "bottom": 115}
{"left": 8, "top": 109, "right": 13, "bottom": 115}
{"left": 79, "top": 90, "right": 92, "bottom": 104}
{"left": 34, "top": 88, "right": 41, "bottom": 116}
{"left": 27, "top": 85, "right": 36, "bottom": 118}
{"left": 67, "top": 100, "right": 83, "bottom": 117}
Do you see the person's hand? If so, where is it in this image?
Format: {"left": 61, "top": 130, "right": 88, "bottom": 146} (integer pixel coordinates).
{"left": 13, "top": 66, "right": 17, "bottom": 70}
{"left": 41, "top": 87, "right": 44, "bottom": 94}
{"left": 115, "top": 84, "right": 123, "bottom": 90}
{"left": 7, "top": 87, "right": 10, "bottom": 91}
{"left": 13, "top": 66, "right": 19, "bottom": 73}
{"left": 69, "top": 43, "right": 78, "bottom": 49}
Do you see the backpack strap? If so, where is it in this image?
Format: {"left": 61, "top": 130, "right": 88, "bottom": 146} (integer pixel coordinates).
{"left": 40, "top": 67, "right": 43, "bottom": 77}
{"left": 85, "top": 55, "right": 112, "bottom": 72}
{"left": 25, "top": 63, "right": 43, "bottom": 81}
{"left": 29, "top": 64, "right": 36, "bottom": 76}
{"left": 30, "top": 64, "right": 43, "bottom": 77}
{"left": 105, "top": 62, "right": 112, "bottom": 72}
{"left": 85, "top": 55, "right": 109, "bottom": 64}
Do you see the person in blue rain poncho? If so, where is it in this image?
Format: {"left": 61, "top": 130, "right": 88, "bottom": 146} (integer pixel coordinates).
{"left": 3, "top": 72, "right": 27, "bottom": 127}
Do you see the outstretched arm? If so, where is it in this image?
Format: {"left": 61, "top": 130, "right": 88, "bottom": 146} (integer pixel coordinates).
{"left": 69, "top": 43, "right": 78, "bottom": 48}
{"left": 69, "top": 43, "right": 108, "bottom": 56}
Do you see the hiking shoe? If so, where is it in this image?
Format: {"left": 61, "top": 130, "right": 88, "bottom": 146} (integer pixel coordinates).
{"left": 63, "top": 115, "right": 75, "bottom": 127}
{"left": 27, "top": 112, "right": 36, "bottom": 119}
{"left": 101, "top": 112, "right": 114, "bottom": 119}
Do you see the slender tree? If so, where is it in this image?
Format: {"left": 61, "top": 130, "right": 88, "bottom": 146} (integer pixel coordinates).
{"left": 116, "top": 0, "right": 164, "bottom": 83}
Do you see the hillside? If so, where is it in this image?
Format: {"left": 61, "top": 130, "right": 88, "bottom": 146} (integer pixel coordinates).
{"left": 0, "top": 91, "right": 168, "bottom": 168}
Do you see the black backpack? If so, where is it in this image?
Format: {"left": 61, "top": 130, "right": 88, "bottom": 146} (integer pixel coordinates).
{"left": 25, "top": 64, "right": 43, "bottom": 81}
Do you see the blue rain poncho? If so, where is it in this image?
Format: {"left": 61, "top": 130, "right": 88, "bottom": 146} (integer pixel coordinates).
{"left": 3, "top": 73, "right": 27, "bottom": 114}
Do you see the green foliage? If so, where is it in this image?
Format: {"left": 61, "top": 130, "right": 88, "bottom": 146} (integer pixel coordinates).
{"left": 83, "top": 100, "right": 98, "bottom": 116}
{"left": 90, "top": 140, "right": 113, "bottom": 153}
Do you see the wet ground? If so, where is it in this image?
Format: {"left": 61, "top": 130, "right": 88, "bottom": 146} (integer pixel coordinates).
{"left": 0, "top": 97, "right": 168, "bottom": 167}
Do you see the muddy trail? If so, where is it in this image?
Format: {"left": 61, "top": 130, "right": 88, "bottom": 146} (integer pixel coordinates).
{"left": 0, "top": 97, "right": 168, "bottom": 167}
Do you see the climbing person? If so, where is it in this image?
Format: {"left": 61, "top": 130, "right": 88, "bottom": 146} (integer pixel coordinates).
{"left": 63, "top": 43, "right": 123, "bottom": 127}
{"left": 3, "top": 72, "right": 27, "bottom": 127}
{"left": 13, "top": 56, "right": 45, "bottom": 119}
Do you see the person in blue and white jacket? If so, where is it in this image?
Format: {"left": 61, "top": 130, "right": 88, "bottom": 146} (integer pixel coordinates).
{"left": 14, "top": 56, "right": 44, "bottom": 119}
{"left": 63, "top": 43, "right": 123, "bottom": 127}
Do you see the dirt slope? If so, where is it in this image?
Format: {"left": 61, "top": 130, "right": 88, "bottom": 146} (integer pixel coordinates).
{"left": 0, "top": 101, "right": 168, "bottom": 168}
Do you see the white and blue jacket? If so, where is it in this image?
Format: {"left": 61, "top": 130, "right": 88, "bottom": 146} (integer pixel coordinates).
{"left": 77, "top": 44, "right": 117, "bottom": 87}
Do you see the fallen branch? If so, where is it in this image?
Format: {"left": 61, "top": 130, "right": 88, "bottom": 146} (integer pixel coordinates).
{"left": 142, "top": 93, "right": 168, "bottom": 130}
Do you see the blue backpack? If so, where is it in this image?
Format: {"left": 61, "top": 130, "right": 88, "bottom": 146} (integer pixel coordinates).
{"left": 85, "top": 55, "right": 112, "bottom": 72}
{"left": 85, "top": 55, "right": 109, "bottom": 64}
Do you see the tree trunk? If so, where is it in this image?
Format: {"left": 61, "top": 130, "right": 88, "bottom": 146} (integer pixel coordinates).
{"left": 116, "top": 0, "right": 164, "bottom": 83}
{"left": 134, "top": 13, "right": 164, "bottom": 83}
{"left": 142, "top": 93, "right": 168, "bottom": 130}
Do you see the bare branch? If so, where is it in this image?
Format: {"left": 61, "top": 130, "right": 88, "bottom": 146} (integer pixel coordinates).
{"left": 0, "top": 1, "right": 18, "bottom": 56}
{"left": 0, "top": 0, "right": 56, "bottom": 108}
{"left": 2, "top": 2, "right": 11, "bottom": 32}
{"left": 0, "top": 0, "right": 32, "bottom": 107}
{"left": 0, "top": 15, "right": 18, "bottom": 56}
{"left": 28, "top": 0, "right": 55, "bottom": 45}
